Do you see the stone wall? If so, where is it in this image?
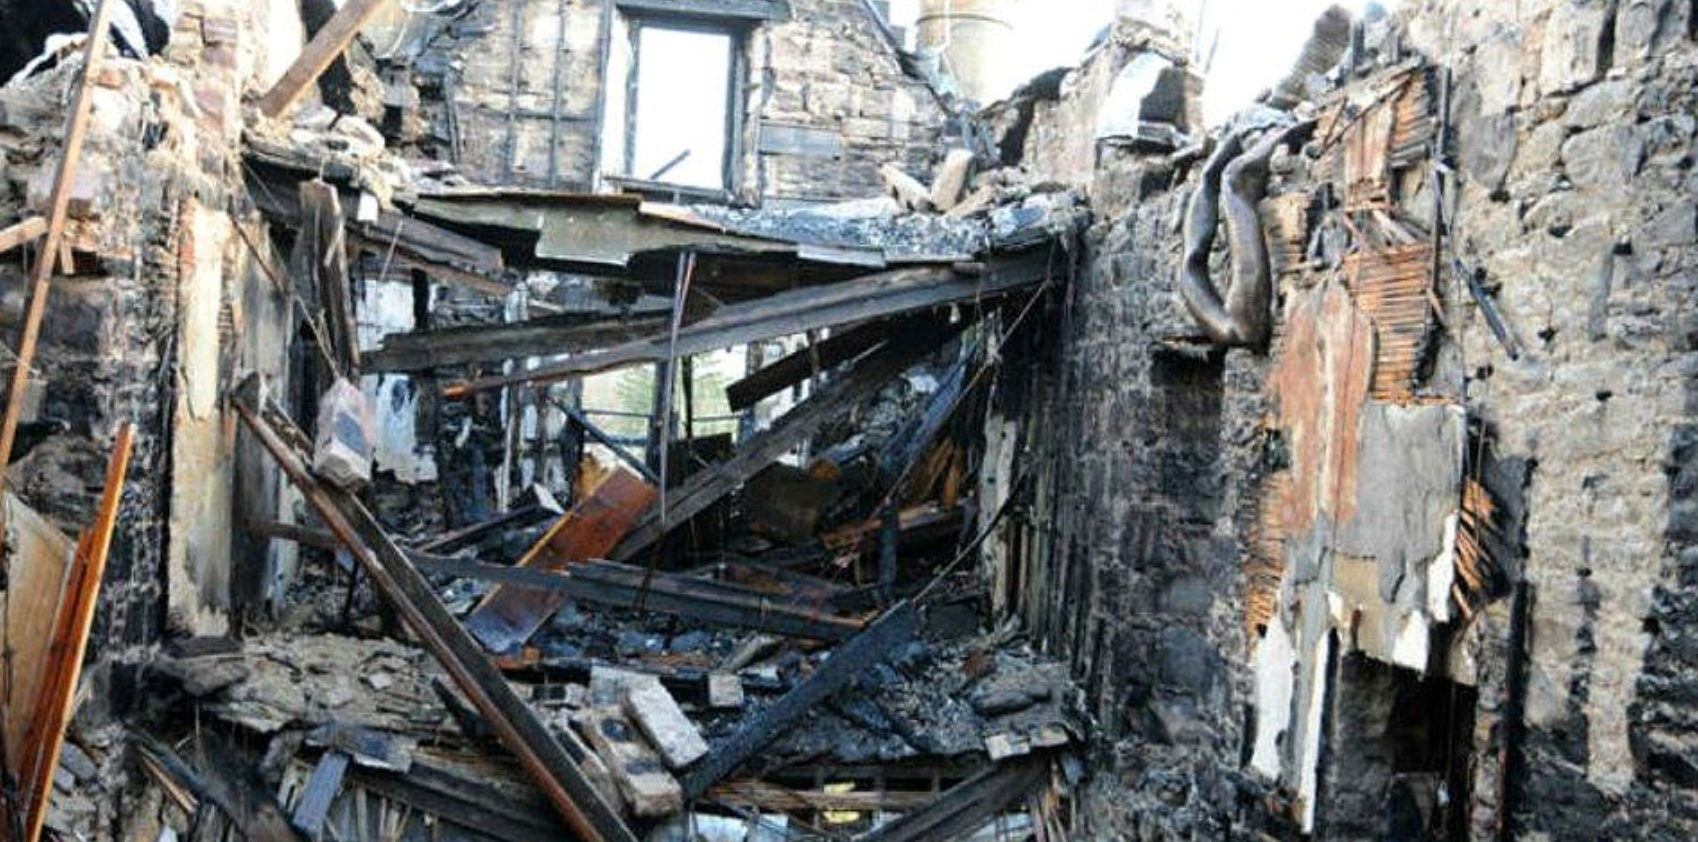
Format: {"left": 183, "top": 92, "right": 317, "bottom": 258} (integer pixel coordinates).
{"left": 995, "top": 1, "right": 1698, "bottom": 838}
{"left": 388, "top": 0, "right": 947, "bottom": 203}
{"left": 0, "top": 0, "right": 292, "bottom": 662}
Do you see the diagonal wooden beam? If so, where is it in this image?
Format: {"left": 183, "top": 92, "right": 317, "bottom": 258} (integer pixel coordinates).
{"left": 0, "top": 0, "right": 118, "bottom": 564}
{"left": 231, "top": 377, "right": 636, "bottom": 842}
{"left": 15, "top": 423, "right": 133, "bottom": 842}
{"left": 0, "top": 218, "right": 46, "bottom": 257}
{"left": 442, "top": 253, "right": 1053, "bottom": 399}
{"left": 258, "top": 0, "right": 394, "bottom": 119}
{"left": 612, "top": 323, "right": 964, "bottom": 562}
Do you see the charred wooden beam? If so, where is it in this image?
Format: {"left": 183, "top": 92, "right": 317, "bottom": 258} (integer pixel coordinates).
{"left": 879, "top": 342, "right": 978, "bottom": 482}
{"left": 465, "top": 472, "right": 656, "bottom": 654}
{"left": 558, "top": 404, "right": 659, "bottom": 484}
{"left": 445, "top": 253, "right": 1052, "bottom": 398}
{"left": 612, "top": 328, "right": 960, "bottom": 562}
{"left": 294, "top": 181, "right": 360, "bottom": 376}
{"left": 243, "top": 162, "right": 509, "bottom": 297}
{"left": 679, "top": 602, "right": 919, "bottom": 799}
{"left": 414, "top": 501, "right": 557, "bottom": 555}
{"left": 556, "top": 561, "right": 864, "bottom": 641}
{"left": 231, "top": 376, "right": 637, "bottom": 842}
{"left": 367, "top": 312, "right": 670, "bottom": 373}
{"left": 723, "top": 315, "right": 940, "bottom": 412}
{"left": 347, "top": 760, "right": 566, "bottom": 842}
{"left": 258, "top": 0, "right": 395, "bottom": 118}
{"left": 858, "top": 754, "right": 1051, "bottom": 842}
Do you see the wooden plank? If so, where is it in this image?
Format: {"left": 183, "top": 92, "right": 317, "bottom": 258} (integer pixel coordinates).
{"left": 367, "top": 313, "right": 670, "bottom": 373}
{"left": 615, "top": 0, "right": 791, "bottom": 21}
{"left": 258, "top": 0, "right": 395, "bottom": 118}
{"left": 295, "top": 181, "right": 360, "bottom": 375}
{"left": 15, "top": 423, "right": 133, "bottom": 842}
{"left": 0, "top": 0, "right": 118, "bottom": 549}
{"left": 858, "top": 755, "right": 1050, "bottom": 842}
{"left": 0, "top": 496, "right": 75, "bottom": 783}
{"left": 679, "top": 602, "right": 919, "bottom": 799}
{"left": 723, "top": 317, "right": 918, "bottom": 412}
{"left": 290, "top": 751, "right": 350, "bottom": 840}
{"left": 465, "top": 471, "right": 656, "bottom": 654}
{"left": 613, "top": 330, "right": 957, "bottom": 562}
{"left": 231, "top": 378, "right": 637, "bottom": 842}
{"left": 0, "top": 218, "right": 46, "bottom": 256}
{"left": 444, "top": 254, "right": 1050, "bottom": 398}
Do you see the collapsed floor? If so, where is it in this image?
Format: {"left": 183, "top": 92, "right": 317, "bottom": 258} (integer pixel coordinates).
{"left": 1, "top": 0, "right": 1697, "bottom": 841}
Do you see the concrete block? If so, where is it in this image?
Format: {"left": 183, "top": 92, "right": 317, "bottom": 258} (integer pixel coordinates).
{"left": 879, "top": 163, "right": 933, "bottom": 212}
{"left": 573, "top": 707, "right": 683, "bottom": 818}
{"left": 620, "top": 680, "right": 709, "bottom": 770}
{"left": 929, "top": 148, "right": 975, "bottom": 211}
{"left": 706, "top": 673, "right": 744, "bottom": 709}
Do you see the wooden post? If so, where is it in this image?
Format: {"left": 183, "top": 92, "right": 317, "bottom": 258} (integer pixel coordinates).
{"left": 257, "top": 0, "right": 394, "bottom": 119}
{"left": 0, "top": 0, "right": 118, "bottom": 564}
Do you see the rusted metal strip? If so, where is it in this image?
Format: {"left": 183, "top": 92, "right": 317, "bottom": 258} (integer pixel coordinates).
{"left": 14, "top": 423, "right": 132, "bottom": 842}
{"left": 0, "top": 0, "right": 118, "bottom": 558}
{"left": 231, "top": 376, "right": 636, "bottom": 842}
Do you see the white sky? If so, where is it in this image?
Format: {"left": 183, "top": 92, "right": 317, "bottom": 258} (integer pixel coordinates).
{"left": 887, "top": 0, "right": 1397, "bottom": 125}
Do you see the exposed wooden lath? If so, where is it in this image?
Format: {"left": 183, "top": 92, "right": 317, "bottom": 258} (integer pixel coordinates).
{"left": 1389, "top": 71, "right": 1435, "bottom": 167}
{"left": 1451, "top": 477, "right": 1502, "bottom": 618}
{"left": 1245, "top": 469, "right": 1292, "bottom": 637}
{"left": 1342, "top": 241, "right": 1436, "bottom": 402}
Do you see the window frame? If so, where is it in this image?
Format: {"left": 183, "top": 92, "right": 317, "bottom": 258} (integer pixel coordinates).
{"left": 612, "top": 12, "right": 749, "bottom": 201}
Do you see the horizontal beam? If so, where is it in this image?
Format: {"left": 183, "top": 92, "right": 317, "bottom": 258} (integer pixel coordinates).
{"left": 723, "top": 316, "right": 918, "bottom": 412}
{"left": 445, "top": 254, "right": 1052, "bottom": 398}
{"left": 0, "top": 217, "right": 46, "bottom": 256}
{"left": 367, "top": 313, "right": 669, "bottom": 373}
{"left": 616, "top": 0, "right": 791, "bottom": 21}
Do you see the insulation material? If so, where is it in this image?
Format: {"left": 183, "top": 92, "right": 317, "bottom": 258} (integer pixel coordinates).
{"left": 313, "top": 379, "right": 376, "bottom": 490}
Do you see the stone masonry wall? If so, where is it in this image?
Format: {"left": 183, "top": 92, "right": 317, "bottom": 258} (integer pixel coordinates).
{"left": 1003, "top": 1, "right": 1698, "bottom": 838}
{"left": 392, "top": 0, "right": 946, "bottom": 202}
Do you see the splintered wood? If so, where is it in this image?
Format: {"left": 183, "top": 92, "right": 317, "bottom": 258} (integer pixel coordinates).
{"left": 1451, "top": 477, "right": 1502, "bottom": 618}
{"left": 1335, "top": 67, "right": 1430, "bottom": 211}
{"left": 1342, "top": 242, "right": 1436, "bottom": 403}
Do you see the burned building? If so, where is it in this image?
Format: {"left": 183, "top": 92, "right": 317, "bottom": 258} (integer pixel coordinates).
{"left": 0, "top": 0, "right": 1694, "bottom": 841}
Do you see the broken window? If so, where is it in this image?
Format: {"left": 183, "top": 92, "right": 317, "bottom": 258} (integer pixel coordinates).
{"left": 600, "top": 16, "right": 741, "bottom": 196}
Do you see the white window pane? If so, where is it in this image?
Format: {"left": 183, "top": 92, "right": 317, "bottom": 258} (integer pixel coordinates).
{"left": 631, "top": 26, "right": 733, "bottom": 190}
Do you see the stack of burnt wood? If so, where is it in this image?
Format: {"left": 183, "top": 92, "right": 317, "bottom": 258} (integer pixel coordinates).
{"left": 117, "top": 114, "right": 1095, "bottom": 841}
